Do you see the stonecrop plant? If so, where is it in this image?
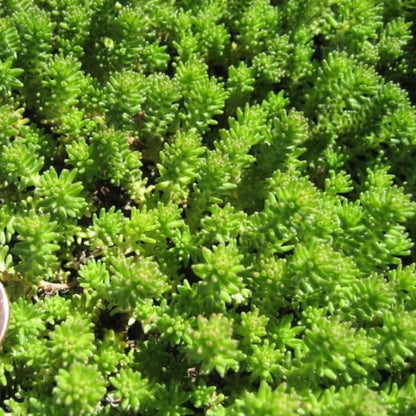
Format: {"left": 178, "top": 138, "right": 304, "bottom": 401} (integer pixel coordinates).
{"left": 0, "top": 0, "right": 416, "bottom": 414}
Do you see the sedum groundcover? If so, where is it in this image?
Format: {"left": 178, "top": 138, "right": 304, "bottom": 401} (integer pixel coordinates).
{"left": 1, "top": 0, "right": 416, "bottom": 414}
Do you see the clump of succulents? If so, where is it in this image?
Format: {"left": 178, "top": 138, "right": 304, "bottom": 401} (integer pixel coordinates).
{"left": 1, "top": 0, "right": 416, "bottom": 414}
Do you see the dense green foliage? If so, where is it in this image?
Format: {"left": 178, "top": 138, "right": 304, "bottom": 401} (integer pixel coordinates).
{"left": 1, "top": 0, "right": 416, "bottom": 414}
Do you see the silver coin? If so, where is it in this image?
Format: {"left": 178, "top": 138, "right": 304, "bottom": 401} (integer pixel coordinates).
{"left": 0, "top": 282, "right": 9, "bottom": 346}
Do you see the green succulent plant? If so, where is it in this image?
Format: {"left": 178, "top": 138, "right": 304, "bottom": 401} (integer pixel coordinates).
{"left": 0, "top": 0, "right": 416, "bottom": 414}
